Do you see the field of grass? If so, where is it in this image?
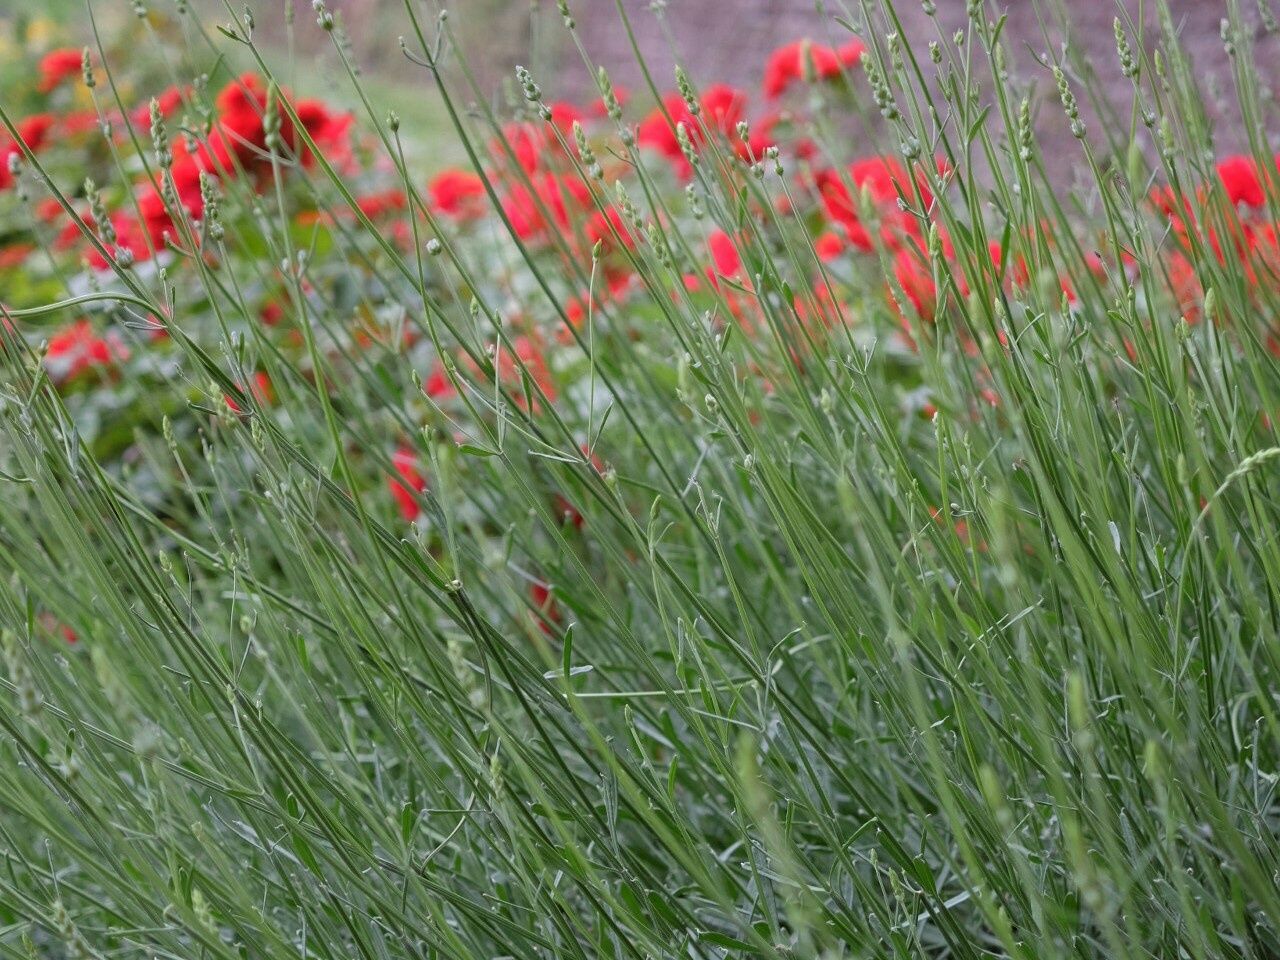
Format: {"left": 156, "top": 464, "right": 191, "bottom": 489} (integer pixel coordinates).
{"left": 2, "top": 1, "right": 1280, "bottom": 958}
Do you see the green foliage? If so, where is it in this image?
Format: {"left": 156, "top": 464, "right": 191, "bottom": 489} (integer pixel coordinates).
{"left": 2, "top": 1, "right": 1280, "bottom": 958}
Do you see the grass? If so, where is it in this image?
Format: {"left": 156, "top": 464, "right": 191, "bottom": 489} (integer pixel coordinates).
{"left": 2, "top": 0, "right": 1280, "bottom": 957}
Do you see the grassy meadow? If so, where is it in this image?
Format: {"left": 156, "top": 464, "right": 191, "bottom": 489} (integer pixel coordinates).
{"left": 2, "top": 1, "right": 1280, "bottom": 957}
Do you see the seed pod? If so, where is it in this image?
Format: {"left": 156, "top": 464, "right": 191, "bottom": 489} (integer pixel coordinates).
{"left": 263, "top": 81, "right": 282, "bottom": 152}
{"left": 862, "top": 53, "right": 899, "bottom": 121}
{"left": 1053, "top": 66, "right": 1086, "bottom": 139}
{"left": 597, "top": 66, "right": 623, "bottom": 121}
{"left": 1017, "top": 96, "right": 1033, "bottom": 161}
{"left": 150, "top": 99, "right": 172, "bottom": 169}
{"left": 1114, "top": 18, "right": 1139, "bottom": 78}
{"left": 573, "top": 120, "right": 601, "bottom": 178}
{"left": 675, "top": 65, "right": 700, "bottom": 116}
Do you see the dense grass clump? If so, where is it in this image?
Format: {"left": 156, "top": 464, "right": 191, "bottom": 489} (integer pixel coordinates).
{"left": 3, "top": 1, "right": 1280, "bottom": 956}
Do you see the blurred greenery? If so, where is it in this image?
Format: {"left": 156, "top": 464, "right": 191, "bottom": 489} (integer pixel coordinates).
{"left": 0, "top": 0, "right": 564, "bottom": 168}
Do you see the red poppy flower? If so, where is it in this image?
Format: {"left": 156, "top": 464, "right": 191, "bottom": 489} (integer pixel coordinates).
{"left": 500, "top": 335, "right": 557, "bottom": 404}
{"left": 590, "top": 85, "right": 632, "bottom": 117}
{"left": 0, "top": 243, "right": 33, "bottom": 269}
{"left": 637, "top": 85, "right": 750, "bottom": 177}
{"left": 289, "top": 99, "right": 354, "bottom": 169}
{"left": 38, "top": 48, "right": 85, "bottom": 93}
{"left": 224, "top": 371, "right": 274, "bottom": 415}
{"left": 738, "top": 112, "right": 779, "bottom": 162}
{"left": 762, "top": 38, "right": 865, "bottom": 98}
{"left": 548, "top": 101, "right": 584, "bottom": 135}
{"left": 816, "top": 156, "right": 937, "bottom": 251}
{"left": 59, "top": 110, "right": 101, "bottom": 137}
{"left": 45, "top": 319, "right": 128, "bottom": 384}
{"left": 16, "top": 114, "right": 56, "bottom": 151}
{"left": 585, "top": 205, "right": 634, "bottom": 252}
{"left": 37, "top": 613, "right": 78, "bottom": 644}
{"left": 83, "top": 213, "right": 154, "bottom": 270}
{"left": 708, "top": 229, "right": 742, "bottom": 278}
{"left": 0, "top": 114, "right": 56, "bottom": 189}
{"left": 131, "top": 86, "right": 188, "bottom": 130}
{"left": 700, "top": 84, "right": 747, "bottom": 134}
{"left": 814, "top": 231, "right": 846, "bottom": 261}
{"left": 429, "top": 169, "right": 486, "bottom": 220}
{"left": 215, "top": 72, "right": 268, "bottom": 117}
{"left": 502, "top": 173, "right": 592, "bottom": 240}
{"left": 529, "top": 580, "right": 562, "bottom": 632}
{"left": 134, "top": 157, "right": 205, "bottom": 249}
{"left": 423, "top": 363, "right": 457, "bottom": 401}
{"left": 492, "top": 122, "right": 545, "bottom": 175}
{"left": 388, "top": 445, "right": 427, "bottom": 521}
{"left": 355, "top": 189, "right": 408, "bottom": 220}
{"left": 892, "top": 246, "right": 938, "bottom": 321}
{"left": 1215, "top": 155, "right": 1266, "bottom": 208}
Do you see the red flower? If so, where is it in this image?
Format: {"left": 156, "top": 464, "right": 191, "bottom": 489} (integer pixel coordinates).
{"left": 355, "top": 189, "right": 408, "bottom": 220}
{"left": 637, "top": 85, "right": 751, "bottom": 177}
{"left": 16, "top": 114, "right": 56, "bottom": 150}
{"left": 561, "top": 271, "right": 635, "bottom": 342}
{"left": 585, "top": 205, "right": 634, "bottom": 252}
{"left": 1215, "top": 155, "right": 1266, "bottom": 208}
{"left": 289, "top": 99, "right": 354, "bottom": 170}
{"left": 548, "top": 101, "right": 584, "bottom": 135}
{"left": 215, "top": 72, "right": 268, "bottom": 117}
{"left": 814, "top": 231, "right": 845, "bottom": 261}
{"left": 0, "top": 243, "right": 33, "bottom": 269}
{"left": 529, "top": 580, "right": 562, "bottom": 632}
{"left": 200, "top": 74, "right": 272, "bottom": 173}
{"left": 388, "top": 445, "right": 427, "bottom": 521}
{"left": 816, "top": 156, "right": 936, "bottom": 251}
{"left": 502, "top": 173, "right": 592, "bottom": 241}
{"left": 83, "top": 214, "right": 154, "bottom": 270}
{"left": 134, "top": 156, "right": 206, "bottom": 249}
{"left": 35, "top": 198, "right": 64, "bottom": 223}
{"left": 762, "top": 38, "right": 865, "bottom": 98}
{"left": 224, "top": 371, "right": 274, "bottom": 415}
{"left": 131, "top": 86, "right": 188, "bottom": 130}
{"left": 483, "top": 104, "right": 581, "bottom": 173}
{"left": 37, "top": 613, "right": 77, "bottom": 644}
{"left": 590, "top": 85, "right": 631, "bottom": 117}
{"left": 423, "top": 362, "right": 457, "bottom": 401}
{"left": 701, "top": 84, "right": 748, "bottom": 135}
{"left": 738, "top": 112, "right": 779, "bottom": 162}
{"left": 499, "top": 335, "right": 557, "bottom": 405}
{"left": 59, "top": 110, "right": 101, "bottom": 137}
{"left": 929, "top": 506, "right": 986, "bottom": 550}
{"left": 429, "top": 169, "right": 486, "bottom": 220}
{"left": 893, "top": 246, "right": 938, "bottom": 321}
{"left": 38, "top": 48, "right": 85, "bottom": 93}
{"left": 708, "top": 229, "right": 742, "bottom": 279}
{"left": 492, "top": 122, "right": 545, "bottom": 175}
{"left": 984, "top": 240, "right": 1029, "bottom": 290}
{"left": 45, "top": 319, "right": 128, "bottom": 384}
{"left": 1, "top": 113, "right": 58, "bottom": 190}
{"left": 637, "top": 93, "right": 691, "bottom": 171}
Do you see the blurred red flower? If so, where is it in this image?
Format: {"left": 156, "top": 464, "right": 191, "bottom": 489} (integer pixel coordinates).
{"left": 38, "top": 48, "right": 85, "bottom": 94}
{"left": 45, "top": 319, "right": 128, "bottom": 384}
{"left": 762, "top": 39, "right": 865, "bottom": 99}
{"left": 388, "top": 445, "right": 427, "bottom": 521}
{"left": 637, "top": 84, "right": 751, "bottom": 178}
{"left": 429, "top": 169, "right": 486, "bottom": 220}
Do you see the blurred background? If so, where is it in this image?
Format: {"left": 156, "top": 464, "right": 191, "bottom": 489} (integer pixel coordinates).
{"left": 1, "top": 0, "right": 1276, "bottom": 179}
